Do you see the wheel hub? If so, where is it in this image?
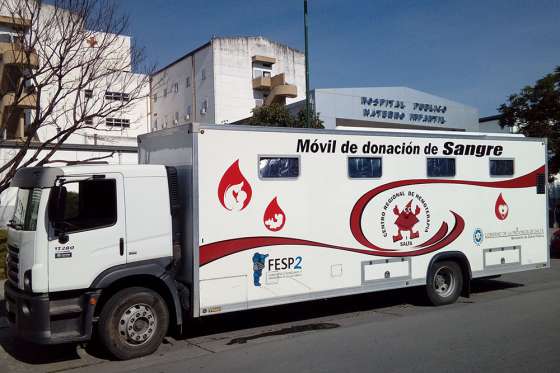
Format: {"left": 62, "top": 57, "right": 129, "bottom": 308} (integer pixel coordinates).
{"left": 433, "top": 267, "right": 455, "bottom": 298}
{"left": 118, "top": 304, "right": 157, "bottom": 346}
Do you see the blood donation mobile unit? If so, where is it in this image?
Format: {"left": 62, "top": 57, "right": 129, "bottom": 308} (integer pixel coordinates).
{"left": 4, "top": 123, "right": 549, "bottom": 359}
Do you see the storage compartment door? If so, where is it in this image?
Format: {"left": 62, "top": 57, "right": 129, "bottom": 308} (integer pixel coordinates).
{"left": 199, "top": 275, "right": 247, "bottom": 314}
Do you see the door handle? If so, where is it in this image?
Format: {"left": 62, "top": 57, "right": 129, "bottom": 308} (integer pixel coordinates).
{"left": 119, "top": 238, "right": 124, "bottom": 256}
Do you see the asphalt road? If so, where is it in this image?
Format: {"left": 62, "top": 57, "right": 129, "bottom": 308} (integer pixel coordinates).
{"left": 1, "top": 259, "right": 560, "bottom": 373}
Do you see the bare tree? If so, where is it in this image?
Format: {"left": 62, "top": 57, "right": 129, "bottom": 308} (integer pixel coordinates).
{"left": 0, "top": 0, "right": 153, "bottom": 193}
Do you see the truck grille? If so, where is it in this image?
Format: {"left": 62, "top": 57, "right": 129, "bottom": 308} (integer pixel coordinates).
{"left": 7, "top": 244, "right": 19, "bottom": 287}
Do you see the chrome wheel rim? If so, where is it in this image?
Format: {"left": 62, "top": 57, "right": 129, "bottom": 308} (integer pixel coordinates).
{"left": 118, "top": 303, "right": 157, "bottom": 346}
{"left": 433, "top": 267, "right": 456, "bottom": 298}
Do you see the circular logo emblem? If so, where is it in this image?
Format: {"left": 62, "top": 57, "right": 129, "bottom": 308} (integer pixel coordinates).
{"left": 473, "top": 228, "right": 483, "bottom": 246}
{"left": 380, "top": 190, "right": 431, "bottom": 247}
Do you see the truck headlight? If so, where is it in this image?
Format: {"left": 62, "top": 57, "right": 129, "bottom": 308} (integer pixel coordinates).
{"left": 23, "top": 270, "right": 32, "bottom": 292}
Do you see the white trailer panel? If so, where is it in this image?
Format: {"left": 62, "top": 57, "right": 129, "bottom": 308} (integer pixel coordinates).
{"left": 139, "top": 124, "right": 549, "bottom": 317}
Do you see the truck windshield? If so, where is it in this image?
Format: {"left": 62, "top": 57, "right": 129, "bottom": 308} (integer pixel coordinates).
{"left": 11, "top": 188, "right": 42, "bottom": 231}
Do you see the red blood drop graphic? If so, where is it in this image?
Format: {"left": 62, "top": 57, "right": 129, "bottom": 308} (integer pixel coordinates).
{"left": 218, "top": 160, "right": 252, "bottom": 211}
{"left": 494, "top": 193, "right": 509, "bottom": 220}
{"left": 263, "top": 197, "right": 286, "bottom": 232}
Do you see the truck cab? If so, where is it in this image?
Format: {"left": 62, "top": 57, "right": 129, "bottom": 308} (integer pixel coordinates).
{"left": 4, "top": 165, "right": 182, "bottom": 359}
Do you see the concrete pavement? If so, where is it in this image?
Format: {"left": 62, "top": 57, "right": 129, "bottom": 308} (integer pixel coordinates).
{"left": 1, "top": 260, "right": 560, "bottom": 372}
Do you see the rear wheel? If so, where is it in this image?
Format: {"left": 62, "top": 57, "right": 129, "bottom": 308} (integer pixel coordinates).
{"left": 426, "top": 261, "right": 463, "bottom": 306}
{"left": 97, "top": 287, "right": 169, "bottom": 360}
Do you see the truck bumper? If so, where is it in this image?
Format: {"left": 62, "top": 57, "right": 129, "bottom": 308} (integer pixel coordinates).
{"left": 4, "top": 281, "right": 100, "bottom": 344}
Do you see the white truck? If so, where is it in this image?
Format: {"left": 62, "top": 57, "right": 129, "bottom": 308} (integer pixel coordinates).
{"left": 4, "top": 123, "right": 549, "bottom": 359}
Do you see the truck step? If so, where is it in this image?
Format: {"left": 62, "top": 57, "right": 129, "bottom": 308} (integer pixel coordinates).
{"left": 50, "top": 304, "right": 83, "bottom": 317}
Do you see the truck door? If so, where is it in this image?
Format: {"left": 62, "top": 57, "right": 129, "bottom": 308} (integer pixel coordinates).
{"left": 48, "top": 173, "right": 127, "bottom": 292}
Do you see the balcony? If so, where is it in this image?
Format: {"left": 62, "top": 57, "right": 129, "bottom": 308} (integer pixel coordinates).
{"left": 1, "top": 92, "right": 36, "bottom": 109}
{"left": 1, "top": 91, "right": 36, "bottom": 123}
{"left": 252, "top": 75, "right": 271, "bottom": 90}
{"left": 0, "top": 15, "right": 31, "bottom": 31}
{"left": 0, "top": 92, "right": 36, "bottom": 140}
{"left": 252, "top": 55, "right": 276, "bottom": 65}
{"left": 0, "top": 42, "right": 39, "bottom": 68}
{"left": 265, "top": 83, "right": 297, "bottom": 106}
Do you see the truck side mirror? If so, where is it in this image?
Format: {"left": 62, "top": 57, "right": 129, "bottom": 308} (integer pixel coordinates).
{"left": 48, "top": 186, "right": 67, "bottom": 227}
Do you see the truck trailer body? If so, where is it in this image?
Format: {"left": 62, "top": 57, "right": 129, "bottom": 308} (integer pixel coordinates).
{"left": 4, "top": 123, "right": 549, "bottom": 359}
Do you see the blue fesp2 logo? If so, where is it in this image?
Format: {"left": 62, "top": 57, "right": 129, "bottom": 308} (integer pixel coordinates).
{"left": 252, "top": 253, "right": 303, "bottom": 287}
{"left": 252, "top": 252, "right": 268, "bottom": 287}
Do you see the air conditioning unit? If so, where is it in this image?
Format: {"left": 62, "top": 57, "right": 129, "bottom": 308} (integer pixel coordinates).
{"left": 255, "top": 99, "right": 264, "bottom": 107}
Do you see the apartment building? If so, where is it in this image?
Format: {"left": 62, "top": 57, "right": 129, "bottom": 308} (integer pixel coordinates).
{"left": 150, "top": 36, "right": 306, "bottom": 129}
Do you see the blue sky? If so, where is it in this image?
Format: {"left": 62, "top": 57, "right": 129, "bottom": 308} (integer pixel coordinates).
{"left": 120, "top": 0, "right": 560, "bottom": 116}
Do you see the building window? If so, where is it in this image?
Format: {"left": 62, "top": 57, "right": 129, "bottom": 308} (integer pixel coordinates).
{"left": 153, "top": 118, "right": 158, "bottom": 130}
{"left": 252, "top": 63, "right": 272, "bottom": 79}
{"left": 186, "top": 105, "right": 192, "bottom": 120}
{"left": 0, "top": 33, "right": 12, "bottom": 43}
{"left": 427, "top": 158, "right": 456, "bottom": 177}
{"left": 105, "top": 91, "right": 130, "bottom": 101}
{"left": 84, "top": 89, "right": 93, "bottom": 99}
{"left": 185, "top": 77, "right": 191, "bottom": 88}
{"left": 84, "top": 118, "right": 93, "bottom": 126}
{"left": 200, "top": 99, "right": 208, "bottom": 115}
{"left": 348, "top": 157, "right": 382, "bottom": 178}
{"left": 105, "top": 118, "right": 131, "bottom": 128}
{"left": 201, "top": 68, "right": 206, "bottom": 81}
{"left": 153, "top": 93, "right": 158, "bottom": 102}
{"left": 490, "top": 159, "right": 514, "bottom": 176}
{"left": 173, "top": 82, "right": 179, "bottom": 93}
{"left": 174, "top": 112, "right": 179, "bottom": 125}
{"left": 259, "top": 157, "right": 300, "bottom": 179}
{"left": 163, "top": 88, "right": 168, "bottom": 98}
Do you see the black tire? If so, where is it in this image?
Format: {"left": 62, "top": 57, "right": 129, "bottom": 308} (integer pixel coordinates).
{"left": 426, "top": 261, "right": 463, "bottom": 306}
{"left": 97, "top": 287, "right": 169, "bottom": 360}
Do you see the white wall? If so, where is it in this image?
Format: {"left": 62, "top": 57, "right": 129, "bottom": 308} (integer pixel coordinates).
{"left": 150, "top": 42, "right": 215, "bottom": 129}
{"left": 478, "top": 118, "right": 514, "bottom": 134}
{"left": 194, "top": 44, "right": 215, "bottom": 124}
{"left": 213, "top": 37, "right": 306, "bottom": 124}
{"left": 151, "top": 55, "right": 193, "bottom": 130}
{"left": 314, "top": 87, "right": 479, "bottom": 131}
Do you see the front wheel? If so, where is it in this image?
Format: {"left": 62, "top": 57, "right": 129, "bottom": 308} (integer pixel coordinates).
{"left": 97, "top": 287, "right": 169, "bottom": 360}
{"left": 426, "top": 261, "right": 463, "bottom": 306}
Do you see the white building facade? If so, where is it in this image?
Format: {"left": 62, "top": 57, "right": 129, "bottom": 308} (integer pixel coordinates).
{"left": 150, "top": 36, "right": 306, "bottom": 129}
{"left": 297, "top": 87, "right": 481, "bottom": 132}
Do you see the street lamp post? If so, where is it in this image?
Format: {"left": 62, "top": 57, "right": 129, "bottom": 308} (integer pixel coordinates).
{"left": 304, "top": 0, "right": 310, "bottom": 128}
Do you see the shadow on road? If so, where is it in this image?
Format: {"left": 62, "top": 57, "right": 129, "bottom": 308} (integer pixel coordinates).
{"left": 181, "top": 286, "right": 423, "bottom": 340}
{"left": 181, "top": 277, "right": 524, "bottom": 340}
{"left": 470, "top": 277, "right": 524, "bottom": 294}
{"left": 0, "top": 277, "right": 524, "bottom": 365}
